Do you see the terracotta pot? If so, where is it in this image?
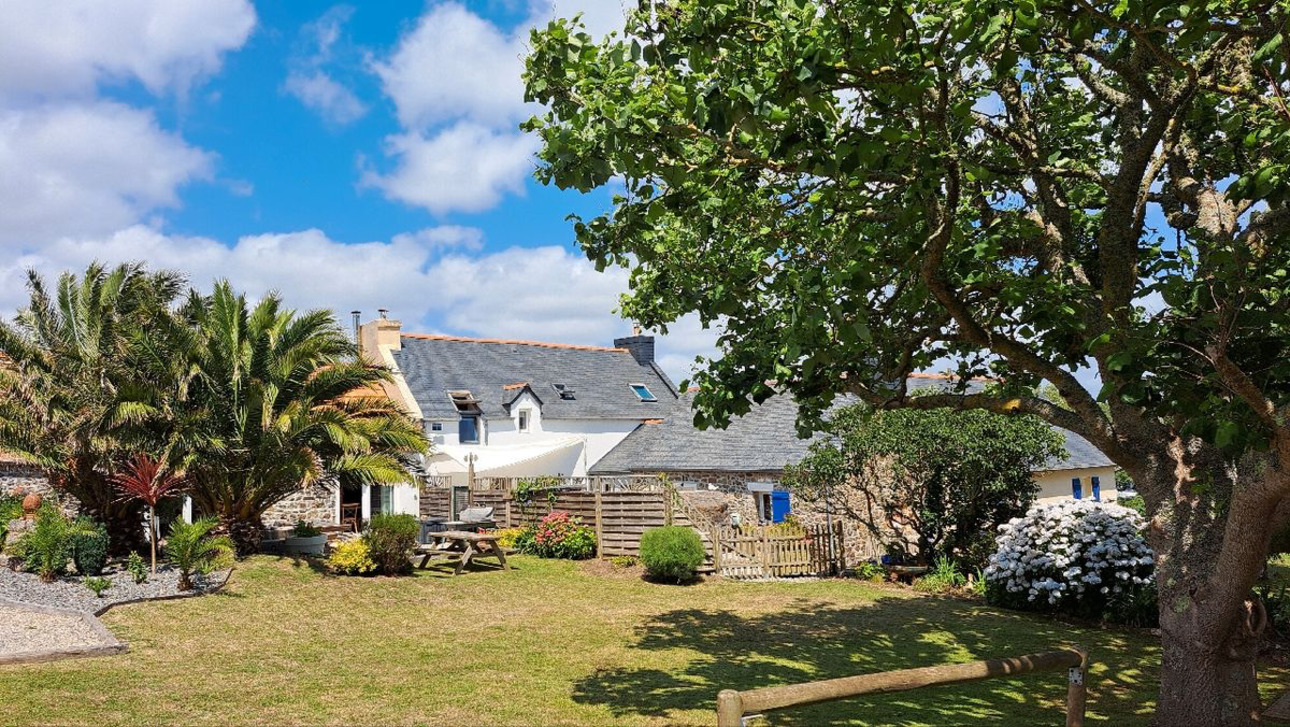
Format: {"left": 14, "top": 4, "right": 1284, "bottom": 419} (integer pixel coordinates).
{"left": 21, "top": 492, "right": 42, "bottom": 517}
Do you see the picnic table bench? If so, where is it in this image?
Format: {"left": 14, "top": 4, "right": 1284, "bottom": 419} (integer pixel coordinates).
{"left": 415, "top": 530, "right": 509, "bottom": 576}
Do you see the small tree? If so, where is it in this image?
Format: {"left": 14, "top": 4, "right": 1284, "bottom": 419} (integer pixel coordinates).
{"left": 785, "top": 404, "right": 1064, "bottom": 567}
{"left": 165, "top": 517, "right": 232, "bottom": 591}
{"left": 113, "top": 454, "right": 186, "bottom": 574}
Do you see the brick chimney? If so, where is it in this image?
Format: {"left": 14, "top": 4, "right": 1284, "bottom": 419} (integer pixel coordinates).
{"left": 614, "top": 327, "right": 655, "bottom": 366}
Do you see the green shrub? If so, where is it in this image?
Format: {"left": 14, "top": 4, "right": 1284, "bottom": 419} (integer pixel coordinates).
{"left": 126, "top": 551, "right": 148, "bottom": 584}
{"left": 493, "top": 527, "right": 528, "bottom": 551}
{"left": 1118, "top": 494, "right": 1147, "bottom": 517}
{"left": 530, "top": 511, "right": 596, "bottom": 559}
{"left": 166, "top": 517, "right": 234, "bottom": 590}
{"left": 512, "top": 525, "right": 537, "bottom": 554}
{"left": 639, "top": 526, "right": 705, "bottom": 583}
{"left": 19, "top": 504, "right": 74, "bottom": 582}
{"left": 610, "top": 555, "right": 638, "bottom": 569}
{"left": 913, "top": 557, "right": 968, "bottom": 594}
{"left": 0, "top": 495, "right": 22, "bottom": 551}
{"left": 83, "top": 576, "right": 112, "bottom": 598}
{"left": 327, "top": 538, "right": 377, "bottom": 576}
{"left": 852, "top": 561, "right": 885, "bottom": 583}
{"left": 364, "top": 513, "right": 420, "bottom": 575}
{"left": 291, "top": 520, "right": 323, "bottom": 538}
{"left": 71, "top": 518, "right": 109, "bottom": 575}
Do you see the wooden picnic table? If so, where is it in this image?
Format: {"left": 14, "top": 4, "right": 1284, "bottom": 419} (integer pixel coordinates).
{"left": 415, "top": 530, "right": 509, "bottom": 576}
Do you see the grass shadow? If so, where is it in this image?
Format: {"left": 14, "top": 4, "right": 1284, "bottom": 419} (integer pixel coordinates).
{"left": 571, "top": 594, "right": 1157, "bottom": 725}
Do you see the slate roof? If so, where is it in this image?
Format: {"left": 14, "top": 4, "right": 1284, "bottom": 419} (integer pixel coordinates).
{"left": 393, "top": 334, "right": 677, "bottom": 420}
{"left": 590, "top": 385, "right": 1115, "bottom": 475}
{"left": 591, "top": 394, "right": 820, "bottom": 474}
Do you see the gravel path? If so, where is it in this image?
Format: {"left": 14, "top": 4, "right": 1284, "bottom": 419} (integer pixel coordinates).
{"left": 0, "top": 565, "right": 229, "bottom": 614}
{"left": 0, "top": 601, "right": 112, "bottom": 657}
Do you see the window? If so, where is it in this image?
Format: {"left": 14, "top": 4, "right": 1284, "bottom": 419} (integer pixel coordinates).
{"left": 430, "top": 422, "right": 443, "bottom": 432}
{"left": 1091, "top": 476, "right": 1101, "bottom": 502}
{"left": 631, "top": 383, "right": 657, "bottom": 401}
{"left": 518, "top": 409, "right": 531, "bottom": 433}
{"left": 449, "top": 390, "right": 479, "bottom": 412}
{"left": 552, "top": 383, "right": 576, "bottom": 400}
{"left": 459, "top": 415, "right": 480, "bottom": 444}
{"left": 1071, "top": 477, "right": 1083, "bottom": 500}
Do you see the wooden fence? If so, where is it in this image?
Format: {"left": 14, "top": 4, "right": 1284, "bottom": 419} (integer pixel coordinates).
{"left": 716, "top": 647, "right": 1089, "bottom": 726}
{"left": 420, "top": 485, "right": 670, "bottom": 557}
{"left": 709, "top": 522, "right": 844, "bottom": 579}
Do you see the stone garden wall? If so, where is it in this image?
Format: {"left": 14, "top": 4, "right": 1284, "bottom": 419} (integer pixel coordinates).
{"left": 0, "top": 463, "right": 51, "bottom": 500}
{"left": 667, "top": 468, "right": 886, "bottom": 565}
{"left": 261, "top": 482, "right": 337, "bottom": 529}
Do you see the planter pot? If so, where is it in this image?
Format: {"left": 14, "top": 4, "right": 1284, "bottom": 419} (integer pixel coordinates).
{"left": 284, "top": 534, "right": 327, "bottom": 556}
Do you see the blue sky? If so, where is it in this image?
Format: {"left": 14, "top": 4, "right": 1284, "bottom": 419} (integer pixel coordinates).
{"left": 0, "top": 1, "right": 718, "bottom": 381}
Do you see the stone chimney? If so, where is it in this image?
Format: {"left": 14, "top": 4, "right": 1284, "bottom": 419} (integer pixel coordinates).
{"left": 614, "top": 330, "right": 655, "bottom": 366}
{"left": 359, "top": 311, "right": 403, "bottom": 360}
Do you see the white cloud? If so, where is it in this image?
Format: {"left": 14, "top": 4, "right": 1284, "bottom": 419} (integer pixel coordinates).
{"left": 390, "top": 226, "right": 484, "bottom": 251}
{"left": 363, "top": 1, "right": 629, "bottom": 215}
{"left": 0, "top": 226, "right": 716, "bottom": 382}
{"left": 0, "top": 103, "right": 214, "bottom": 247}
{"left": 361, "top": 122, "right": 539, "bottom": 214}
{"left": 372, "top": 2, "right": 530, "bottom": 130}
{"left": 0, "top": 0, "right": 256, "bottom": 101}
{"left": 284, "top": 6, "right": 367, "bottom": 126}
{"left": 284, "top": 71, "right": 367, "bottom": 125}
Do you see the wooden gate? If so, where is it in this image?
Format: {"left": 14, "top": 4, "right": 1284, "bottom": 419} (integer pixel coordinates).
{"left": 709, "top": 522, "right": 844, "bottom": 579}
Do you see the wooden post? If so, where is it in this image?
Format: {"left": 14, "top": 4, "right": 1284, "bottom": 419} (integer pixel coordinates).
{"left": 760, "top": 525, "right": 771, "bottom": 576}
{"left": 664, "top": 490, "right": 674, "bottom": 526}
{"left": 504, "top": 498, "right": 513, "bottom": 528}
{"left": 716, "top": 690, "right": 744, "bottom": 727}
{"left": 1065, "top": 647, "right": 1088, "bottom": 727}
{"left": 594, "top": 490, "right": 604, "bottom": 558}
{"left": 834, "top": 520, "right": 846, "bottom": 575}
{"left": 711, "top": 526, "right": 722, "bottom": 571}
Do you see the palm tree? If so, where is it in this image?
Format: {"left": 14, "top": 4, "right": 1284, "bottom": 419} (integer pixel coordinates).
{"left": 180, "top": 282, "right": 427, "bottom": 556}
{"left": 113, "top": 454, "right": 187, "bottom": 574}
{"left": 0, "top": 263, "right": 184, "bottom": 553}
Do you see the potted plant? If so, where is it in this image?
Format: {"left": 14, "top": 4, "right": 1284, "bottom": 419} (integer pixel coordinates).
{"left": 284, "top": 520, "right": 326, "bottom": 556}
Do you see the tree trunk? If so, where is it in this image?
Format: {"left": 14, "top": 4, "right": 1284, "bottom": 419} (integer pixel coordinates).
{"left": 149, "top": 504, "right": 157, "bottom": 574}
{"left": 1155, "top": 581, "right": 1263, "bottom": 726}
{"left": 1138, "top": 451, "right": 1278, "bottom": 727}
{"left": 223, "top": 516, "right": 263, "bottom": 558}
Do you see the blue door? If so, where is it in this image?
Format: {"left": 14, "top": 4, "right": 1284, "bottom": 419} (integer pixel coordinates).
{"left": 1091, "top": 476, "right": 1101, "bottom": 501}
{"left": 770, "top": 491, "right": 792, "bottom": 523}
{"left": 1071, "top": 477, "right": 1083, "bottom": 500}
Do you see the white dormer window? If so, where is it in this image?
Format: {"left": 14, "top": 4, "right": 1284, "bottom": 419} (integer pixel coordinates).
{"left": 631, "top": 383, "right": 657, "bottom": 402}
{"left": 518, "top": 409, "right": 531, "bottom": 433}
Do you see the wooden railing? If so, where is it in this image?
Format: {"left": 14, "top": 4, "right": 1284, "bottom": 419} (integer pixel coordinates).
{"left": 716, "top": 648, "right": 1089, "bottom": 727}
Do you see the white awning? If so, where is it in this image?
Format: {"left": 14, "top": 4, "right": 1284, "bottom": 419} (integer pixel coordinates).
{"left": 427, "top": 437, "right": 584, "bottom": 477}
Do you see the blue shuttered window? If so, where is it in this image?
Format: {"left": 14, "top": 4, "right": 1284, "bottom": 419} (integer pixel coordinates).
{"left": 1091, "top": 476, "right": 1101, "bottom": 501}
{"left": 1071, "top": 477, "right": 1083, "bottom": 499}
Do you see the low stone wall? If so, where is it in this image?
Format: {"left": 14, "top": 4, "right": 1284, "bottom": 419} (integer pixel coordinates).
{"left": 262, "top": 482, "right": 337, "bottom": 529}
{"left": 0, "top": 463, "right": 52, "bottom": 500}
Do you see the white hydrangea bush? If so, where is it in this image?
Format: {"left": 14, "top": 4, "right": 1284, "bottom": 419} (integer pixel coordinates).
{"left": 984, "top": 500, "right": 1156, "bottom": 622}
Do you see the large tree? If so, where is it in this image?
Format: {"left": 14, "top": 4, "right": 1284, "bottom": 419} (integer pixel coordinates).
{"left": 524, "top": 1, "right": 1290, "bottom": 722}
{"left": 784, "top": 403, "right": 1065, "bottom": 567}
{"left": 179, "top": 282, "right": 427, "bottom": 556}
{"left": 0, "top": 264, "right": 183, "bottom": 553}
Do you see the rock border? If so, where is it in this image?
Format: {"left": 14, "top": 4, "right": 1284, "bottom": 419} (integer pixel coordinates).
{"left": 92, "top": 568, "right": 234, "bottom": 617}
{"left": 0, "top": 599, "right": 127, "bottom": 666}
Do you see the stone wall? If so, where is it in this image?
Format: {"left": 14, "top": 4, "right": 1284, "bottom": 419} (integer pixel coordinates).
{"left": 0, "top": 463, "right": 51, "bottom": 500}
{"left": 262, "top": 482, "right": 337, "bottom": 529}
{"left": 667, "top": 468, "right": 887, "bottom": 565}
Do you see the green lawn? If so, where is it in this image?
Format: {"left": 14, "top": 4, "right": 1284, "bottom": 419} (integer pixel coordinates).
{"left": 1, "top": 556, "right": 1286, "bottom": 726}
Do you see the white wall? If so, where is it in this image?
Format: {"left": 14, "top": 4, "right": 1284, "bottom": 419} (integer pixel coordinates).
{"left": 1033, "top": 466, "right": 1119, "bottom": 504}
